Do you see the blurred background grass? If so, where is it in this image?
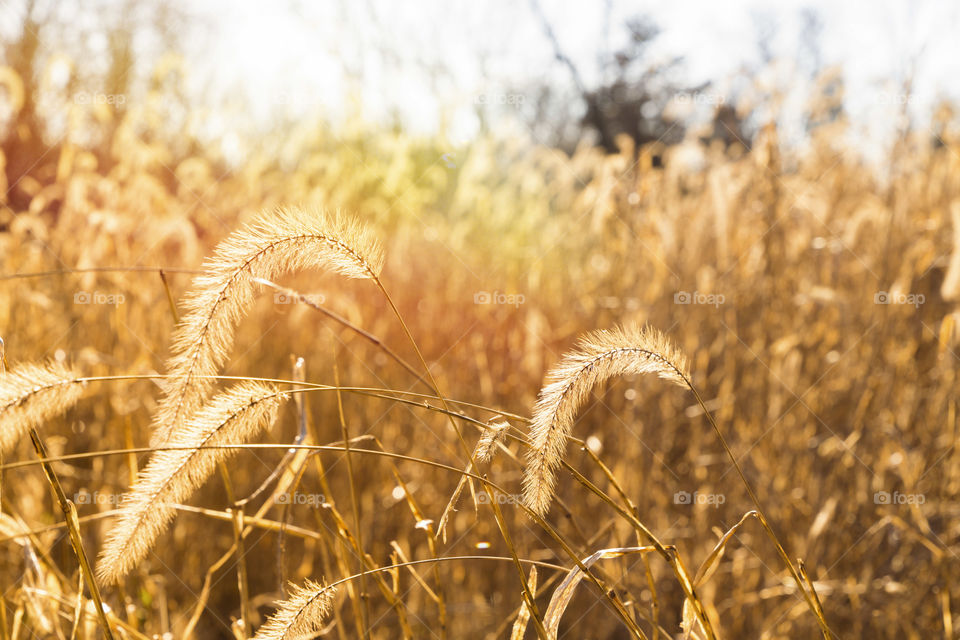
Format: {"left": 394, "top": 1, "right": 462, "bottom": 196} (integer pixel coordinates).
{"left": 1, "top": 1, "right": 959, "bottom": 638}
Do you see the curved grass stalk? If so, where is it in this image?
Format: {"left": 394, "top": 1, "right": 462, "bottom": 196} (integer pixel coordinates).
{"left": 153, "top": 208, "right": 382, "bottom": 447}
{"left": 523, "top": 325, "right": 690, "bottom": 517}
{"left": 521, "top": 323, "right": 832, "bottom": 638}
{"left": 97, "top": 382, "right": 286, "bottom": 584}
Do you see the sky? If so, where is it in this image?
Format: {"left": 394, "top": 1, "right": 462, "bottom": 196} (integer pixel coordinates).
{"left": 175, "top": 0, "right": 960, "bottom": 152}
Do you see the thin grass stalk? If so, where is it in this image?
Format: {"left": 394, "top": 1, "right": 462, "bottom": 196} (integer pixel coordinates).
{"left": 27, "top": 428, "right": 115, "bottom": 640}
{"left": 253, "top": 277, "right": 430, "bottom": 389}
{"left": 559, "top": 460, "right": 715, "bottom": 639}
{"left": 158, "top": 269, "right": 180, "bottom": 323}
{"left": 685, "top": 381, "right": 833, "bottom": 639}
{"left": 382, "top": 446, "right": 448, "bottom": 637}
{"left": 370, "top": 277, "right": 555, "bottom": 634}
{"left": 643, "top": 555, "right": 660, "bottom": 640}
{"left": 19, "top": 433, "right": 654, "bottom": 638}
{"left": 487, "top": 490, "right": 553, "bottom": 640}
{"left": 231, "top": 507, "right": 252, "bottom": 639}
{"left": 332, "top": 354, "right": 369, "bottom": 639}
{"left": 303, "top": 414, "right": 371, "bottom": 636}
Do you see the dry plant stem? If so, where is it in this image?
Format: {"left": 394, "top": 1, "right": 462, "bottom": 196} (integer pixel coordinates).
{"left": 253, "top": 277, "right": 430, "bottom": 389}
{"left": 798, "top": 560, "right": 828, "bottom": 625}
{"left": 318, "top": 491, "right": 417, "bottom": 637}
{"left": 26, "top": 428, "right": 116, "bottom": 640}
{"left": 159, "top": 269, "right": 180, "bottom": 323}
{"left": 559, "top": 460, "right": 714, "bottom": 639}
{"left": 332, "top": 355, "right": 370, "bottom": 639}
{"left": 304, "top": 416, "right": 369, "bottom": 636}
{"left": 70, "top": 572, "right": 83, "bottom": 640}
{"left": 685, "top": 381, "right": 833, "bottom": 639}
{"left": 183, "top": 537, "right": 243, "bottom": 639}
{"left": 371, "top": 278, "right": 549, "bottom": 632}
{"left": 0, "top": 266, "right": 204, "bottom": 281}
{"left": 183, "top": 440, "right": 323, "bottom": 639}
{"left": 8, "top": 503, "right": 326, "bottom": 544}
{"left": 17, "top": 436, "right": 643, "bottom": 638}
{"left": 12, "top": 371, "right": 529, "bottom": 425}
{"left": 643, "top": 555, "right": 660, "bottom": 640}
{"left": 488, "top": 523, "right": 617, "bottom": 640}
{"left": 294, "top": 439, "right": 638, "bottom": 637}
{"left": 373, "top": 280, "right": 477, "bottom": 471}
{"left": 486, "top": 489, "right": 552, "bottom": 640}
{"left": 231, "top": 508, "right": 252, "bottom": 639}
{"left": 582, "top": 449, "right": 660, "bottom": 632}
{"left": 380, "top": 444, "right": 448, "bottom": 637}
{"left": 17, "top": 433, "right": 637, "bottom": 637}
{"left": 24, "top": 588, "right": 154, "bottom": 640}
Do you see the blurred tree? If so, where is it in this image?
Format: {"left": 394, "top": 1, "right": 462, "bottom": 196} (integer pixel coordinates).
{"left": 527, "top": 1, "right": 687, "bottom": 154}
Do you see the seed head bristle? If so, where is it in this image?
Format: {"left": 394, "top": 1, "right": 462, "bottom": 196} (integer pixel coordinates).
{"left": 0, "top": 361, "right": 85, "bottom": 455}
{"left": 97, "top": 382, "right": 286, "bottom": 584}
{"left": 476, "top": 421, "right": 509, "bottom": 463}
{"left": 523, "top": 325, "right": 690, "bottom": 517}
{"left": 152, "top": 207, "right": 382, "bottom": 447}
{"left": 253, "top": 580, "right": 336, "bottom": 640}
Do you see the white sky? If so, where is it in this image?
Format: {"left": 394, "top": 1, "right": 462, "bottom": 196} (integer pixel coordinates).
{"left": 176, "top": 0, "right": 960, "bottom": 150}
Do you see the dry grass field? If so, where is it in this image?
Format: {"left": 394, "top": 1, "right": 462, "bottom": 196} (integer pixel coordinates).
{"left": 1, "top": 59, "right": 959, "bottom": 639}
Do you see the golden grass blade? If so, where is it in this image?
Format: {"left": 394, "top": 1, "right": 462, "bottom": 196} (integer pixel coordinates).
{"left": 510, "top": 565, "right": 538, "bottom": 640}
{"left": 542, "top": 547, "right": 654, "bottom": 639}
{"left": 523, "top": 325, "right": 690, "bottom": 516}
{"left": 152, "top": 207, "right": 382, "bottom": 447}
{"left": 97, "top": 382, "right": 286, "bottom": 584}
{"left": 252, "top": 580, "right": 336, "bottom": 640}
{"left": 0, "top": 361, "right": 85, "bottom": 455}
{"left": 680, "top": 511, "right": 759, "bottom": 640}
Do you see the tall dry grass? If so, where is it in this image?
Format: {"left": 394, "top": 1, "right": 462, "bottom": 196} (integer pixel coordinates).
{"left": 0, "top": 65, "right": 958, "bottom": 638}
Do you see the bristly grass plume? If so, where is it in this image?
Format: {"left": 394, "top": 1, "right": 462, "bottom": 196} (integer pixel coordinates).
{"left": 523, "top": 325, "right": 690, "bottom": 517}
{"left": 253, "top": 580, "right": 336, "bottom": 640}
{"left": 152, "top": 208, "right": 382, "bottom": 447}
{"left": 97, "top": 382, "right": 287, "bottom": 584}
{"left": 0, "top": 361, "right": 85, "bottom": 455}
